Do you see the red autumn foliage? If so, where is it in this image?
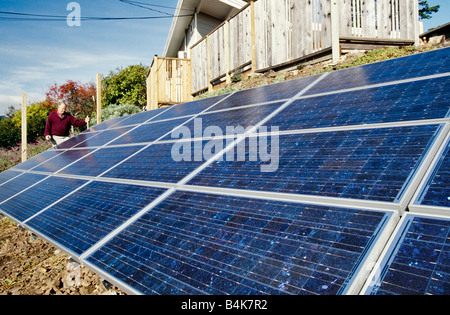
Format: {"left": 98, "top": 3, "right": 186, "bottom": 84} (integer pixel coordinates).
{"left": 46, "top": 80, "right": 96, "bottom": 117}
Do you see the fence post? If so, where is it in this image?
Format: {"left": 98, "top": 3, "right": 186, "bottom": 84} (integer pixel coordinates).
{"left": 413, "top": 0, "right": 420, "bottom": 46}
{"left": 21, "top": 93, "right": 27, "bottom": 162}
{"left": 96, "top": 73, "right": 102, "bottom": 124}
{"left": 331, "top": 0, "right": 340, "bottom": 63}
{"left": 225, "top": 20, "right": 231, "bottom": 84}
{"left": 207, "top": 35, "right": 213, "bottom": 91}
{"left": 251, "top": 0, "right": 256, "bottom": 73}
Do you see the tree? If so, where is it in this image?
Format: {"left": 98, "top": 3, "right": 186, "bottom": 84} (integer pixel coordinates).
{"left": 11, "top": 102, "right": 53, "bottom": 143}
{"left": 419, "top": 1, "right": 440, "bottom": 20}
{"left": 46, "top": 80, "right": 96, "bottom": 118}
{"left": 0, "top": 117, "right": 19, "bottom": 148}
{"left": 102, "top": 64, "right": 149, "bottom": 108}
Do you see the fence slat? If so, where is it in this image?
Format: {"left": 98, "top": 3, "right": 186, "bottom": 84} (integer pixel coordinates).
{"left": 160, "top": 0, "right": 418, "bottom": 95}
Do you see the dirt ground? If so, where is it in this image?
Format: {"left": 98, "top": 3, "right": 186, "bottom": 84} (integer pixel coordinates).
{"left": 0, "top": 217, "right": 125, "bottom": 295}
{"left": 1, "top": 43, "right": 447, "bottom": 296}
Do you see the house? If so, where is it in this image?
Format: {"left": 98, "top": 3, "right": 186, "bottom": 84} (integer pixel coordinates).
{"left": 147, "top": 0, "right": 420, "bottom": 110}
{"left": 163, "top": 0, "right": 248, "bottom": 59}
{"left": 420, "top": 22, "right": 450, "bottom": 45}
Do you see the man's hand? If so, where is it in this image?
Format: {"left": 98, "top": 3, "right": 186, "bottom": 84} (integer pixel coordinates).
{"left": 45, "top": 135, "right": 51, "bottom": 141}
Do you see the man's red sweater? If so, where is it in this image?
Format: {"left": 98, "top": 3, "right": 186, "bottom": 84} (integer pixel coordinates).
{"left": 44, "top": 111, "right": 87, "bottom": 137}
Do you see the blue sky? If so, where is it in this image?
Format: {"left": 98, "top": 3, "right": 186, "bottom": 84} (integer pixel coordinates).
{"left": 0, "top": 0, "right": 180, "bottom": 115}
{"left": 0, "top": 0, "right": 449, "bottom": 115}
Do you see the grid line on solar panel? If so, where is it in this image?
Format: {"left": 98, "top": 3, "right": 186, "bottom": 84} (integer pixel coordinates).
{"left": 108, "top": 106, "right": 171, "bottom": 128}
{"left": 10, "top": 150, "right": 65, "bottom": 172}
{"left": 0, "top": 169, "right": 23, "bottom": 186}
{"left": 202, "top": 74, "right": 323, "bottom": 113}
{"left": 58, "top": 146, "right": 145, "bottom": 177}
{"left": 365, "top": 214, "right": 450, "bottom": 295}
{"left": 23, "top": 181, "right": 167, "bottom": 256}
{"left": 71, "top": 126, "right": 137, "bottom": 148}
{"left": 150, "top": 94, "right": 232, "bottom": 122}
{"left": 264, "top": 75, "right": 450, "bottom": 132}
{"left": 413, "top": 132, "right": 450, "bottom": 209}
{"left": 101, "top": 141, "right": 208, "bottom": 183}
{"left": 86, "top": 191, "right": 392, "bottom": 295}
{"left": 304, "top": 47, "right": 450, "bottom": 96}
{"left": 107, "top": 117, "right": 194, "bottom": 146}
{"left": 186, "top": 124, "right": 444, "bottom": 204}
{"left": 159, "top": 101, "right": 286, "bottom": 142}
{"left": 0, "top": 176, "right": 88, "bottom": 223}
{"left": 0, "top": 173, "right": 48, "bottom": 204}
{"left": 30, "top": 149, "right": 95, "bottom": 174}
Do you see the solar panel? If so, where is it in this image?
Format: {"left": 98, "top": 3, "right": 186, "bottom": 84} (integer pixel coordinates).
{"left": 85, "top": 191, "right": 397, "bottom": 295}
{"left": 363, "top": 213, "right": 450, "bottom": 295}
{"left": 266, "top": 76, "right": 450, "bottom": 131}
{"left": 411, "top": 134, "right": 450, "bottom": 212}
{"left": 0, "top": 176, "right": 88, "bottom": 222}
{"left": 1, "top": 47, "right": 449, "bottom": 296}
{"left": 24, "top": 181, "right": 167, "bottom": 256}
{"left": 187, "top": 124, "right": 444, "bottom": 204}
{"left": 305, "top": 47, "right": 450, "bottom": 96}
{"left": 0, "top": 172, "right": 48, "bottom": 201}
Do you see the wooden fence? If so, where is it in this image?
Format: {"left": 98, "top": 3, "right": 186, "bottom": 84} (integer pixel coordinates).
{"left": 147, "top": 56, "right": 192, "bottom": 110}
{"left": 190, "top": 0, "right": 418, "bottom": 94}
{"left": 148, "top": 0, "right": 419, "bottom": 106}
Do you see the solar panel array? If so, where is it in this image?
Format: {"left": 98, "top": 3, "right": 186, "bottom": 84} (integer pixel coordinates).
{"left": 1, "top": 47, "right": 449, "bottom": 295}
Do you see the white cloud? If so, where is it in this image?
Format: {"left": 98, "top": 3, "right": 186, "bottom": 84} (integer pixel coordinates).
{"left": 0, "top": 94, "right": 21, "bottom": 115}
{"left": 0, "top": 43, "right": 148, "bottom": 116}
{"left": 0, "top": 92, "right": 45, "bottom": 115}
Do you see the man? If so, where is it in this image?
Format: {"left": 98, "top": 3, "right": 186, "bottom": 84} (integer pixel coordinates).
{"left": 45, "top": 102, "right": 90, "bottom": 146}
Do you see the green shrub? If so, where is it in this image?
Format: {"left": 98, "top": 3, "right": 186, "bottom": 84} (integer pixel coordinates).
{"left": 90, "top": 103, "right": 142, "bottom": 126}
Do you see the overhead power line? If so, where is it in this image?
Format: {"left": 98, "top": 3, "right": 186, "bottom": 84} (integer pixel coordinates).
{"left": 0, "top": 10, "right": 193, "bottom": 22}
{"left": 118, "top": 0, "right": 175, "bottom": 16}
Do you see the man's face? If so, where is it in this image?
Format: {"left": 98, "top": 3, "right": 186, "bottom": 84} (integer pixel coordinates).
{"left": 57, "top": 104, "right": 66, "bottom": 116}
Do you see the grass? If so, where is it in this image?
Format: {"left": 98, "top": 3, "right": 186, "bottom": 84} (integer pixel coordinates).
{"left": 197, "top": 45, "right": 440, "bottom": 98}
{"left": 319, "top": 45, "right": 438, "bottom": 73}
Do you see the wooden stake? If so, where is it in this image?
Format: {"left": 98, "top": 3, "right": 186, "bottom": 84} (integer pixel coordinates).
{"left": 96, "top": 73, "right": 102, "bottom": 124}
{"left": 21, "top": 93, "right": 27, "bottom": 162}
{"left": 331, "top": 0, "right": 340, "bottom": 64}
{"left": 251, "top": 0, "right": 256, "bottom": 73}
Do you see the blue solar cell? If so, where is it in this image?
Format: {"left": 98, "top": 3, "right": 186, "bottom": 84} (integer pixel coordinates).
{"left": 86, "top": 191, "right": 392, "bottom": 295}
{"left": 188, "top": 125, "right": 442, "bottom": 202}
{"left": 73, "top": 126, "right": 135, "bottom": 148}
{"left": 160, "top": 101, "right": 285, "bottom": 141}
{"left": 59, "top": 146, "right": 145, "bottom": 177}
{"left": 206, "top": 75, "right": 320, "bottom": 112}
{"left": 305, "top": 47, "right": 450, "bottom": 95}
{"left": 0, "top": 176, "right": 87, "bottom": 222}
{"left": 109, "top": 117, "right": 191, "bottom": 146}
{"left": 267, "top": 76, "right": 450, "bottom": 131}
{"left": 102, "top": 141, "right": 213, "bottom": 183}
{"left": 88, "top": 114, "right": 134, "bottom": 132}
{"left": 366, "top": 214, "right": 450, "bottom": 295}
{"left": 56, "top": 132, "right": 100, "bottom": 149}
{"left": 25, "top": 181, "right": 166, "bottom": 255}
{"left": 415, "top": 137, "right": 450, "bottom": 208}
{"left": 110, "top": 107, "right": 170, "bottom": 127}
{"left": 32, "top": 149, "right": 95, "bottom": 173}
{"left": 11, "top": 150, "right": 62, "bottom": 171}
{"left": 153, "top": 94, "right": 230, "bottom": 121}
{"left": 0, "top": 170, "right": 23, "bottom": 185}
{"left": 0, "top": 173, "right": 47, "bottom": 203}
